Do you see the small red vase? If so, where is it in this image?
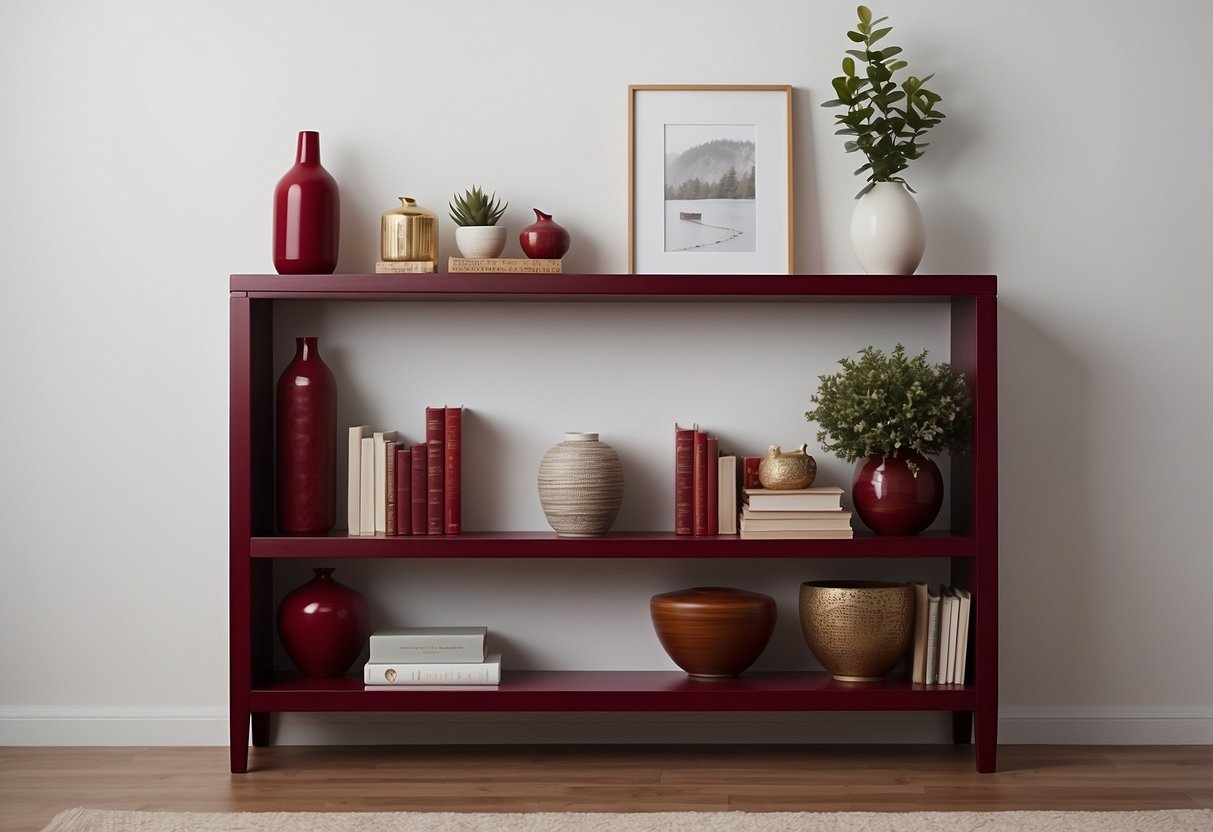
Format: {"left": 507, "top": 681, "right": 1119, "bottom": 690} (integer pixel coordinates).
{"left": 277, "top": 568, "right": 370, "bottom": 678}
{"left": 273, "top": 131, "right": 340, "bottom": 274}
{"left": 518, "top": 208, "right": 570, "bottom": 259}
{"left": 851, "top": 451, "right": 944, "bottom": 535}
{"left": 276, "top": 337, "right": 337, "bottom": 534}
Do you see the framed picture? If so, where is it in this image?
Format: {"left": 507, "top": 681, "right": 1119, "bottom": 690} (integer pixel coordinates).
{"left": 628, "top": 84, "right": 793, "bottom": 274}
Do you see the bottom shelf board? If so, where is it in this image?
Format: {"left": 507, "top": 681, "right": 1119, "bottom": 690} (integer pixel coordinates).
{"left": 248, "top": 671, "right": 976, "bottom": 713}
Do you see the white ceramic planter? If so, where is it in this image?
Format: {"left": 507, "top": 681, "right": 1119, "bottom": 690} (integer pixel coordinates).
{"left": 850, "top": 182, "right": 926, "bottom": 274}
{"left": 454, "top": 225, "right": 507, "bottom": 259}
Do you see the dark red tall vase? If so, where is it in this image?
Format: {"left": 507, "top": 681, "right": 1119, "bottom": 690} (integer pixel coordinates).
{"left": 851, "top": 451, "right": 944, "bottom": 535}
{"left": 518, "top": 208, "right": 571, "bottom": 259}
{"left": 277, "top": 568, "right": 370, "bottom": 678}
{"left": 276, "top": 337, "right": 337, "bottom": 534}
{"left": 273, "top": 130, "right": 340, "bottom": 274}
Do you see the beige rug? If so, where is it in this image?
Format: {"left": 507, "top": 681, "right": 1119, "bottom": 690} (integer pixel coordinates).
{"left": 38, "top": 808, "right": 1213, "bottom": 832}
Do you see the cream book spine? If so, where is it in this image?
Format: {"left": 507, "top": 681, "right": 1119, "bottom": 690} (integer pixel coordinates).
{"left": 359, "top": 437, "right": 376, "bottom": 536}
{"left": 346, "top": 425, "right": 370, "bottom": 536}
{"left": 373, "top": 430, "right": 398, "bottom": 534}
{"left": 717, "top": 455, "right": 738, "bottom": 535}
{"left": 364, "top": 654, "right": 501, "bottom": 686}
{"left": 954, "top": 587, "right": 972, "bottom": 684}
{"left": 939, "top": 587, "right": 957, "bottom": 684}
{"left": 925, "top": 590, "right": 941, "bottom": 684}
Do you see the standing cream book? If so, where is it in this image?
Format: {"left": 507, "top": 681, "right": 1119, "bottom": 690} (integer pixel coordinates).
{"left": 717, "top": 456, "right": 737, "bottom": 535}
{"left": 954, "top": 587, "right": 973, "bottom": 684}
{"left": 364, "top": 654, "right": 501, "bottom": 686}
{"left": 373, "top": 430, "right": 398, "bottom": 534}
{"left": 359, "top": 437, "right": 376, "bottom": 536}
{"left": 925, "top": 589, "right": 941, "bottom": 684}
{"left": 347, "top": 425, "right": 370, "bottom": 536}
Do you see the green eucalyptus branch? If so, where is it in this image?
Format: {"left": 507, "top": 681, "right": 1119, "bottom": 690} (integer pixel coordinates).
{"left": 820, "top": 5, "right": 946, "bottom": 198}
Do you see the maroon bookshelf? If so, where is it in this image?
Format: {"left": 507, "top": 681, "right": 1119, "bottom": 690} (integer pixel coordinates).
{"left": 230, "top": 273, "right": 998, "bottom": 774}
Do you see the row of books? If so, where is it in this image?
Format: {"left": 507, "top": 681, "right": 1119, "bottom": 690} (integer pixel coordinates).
{"left": 739, "top": 486, "right": 853, "bottom": 540}
{"left": 363, "top": 626, "right": 500, "bottom": 688}
{"left": 347, "top": 406, "right": 463, "bottom": 536}
{"left": 673, "top": 423, "right": 739, "bottom": 535}
{"left": 910, "top": 583, "right": 972, "bottom": 685}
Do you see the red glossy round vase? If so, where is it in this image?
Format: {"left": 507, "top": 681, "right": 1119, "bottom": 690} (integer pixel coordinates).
{"left": 273, "top": 130, "right": 340, "bottom": 274}
{"left": 851, "top": 451, "right": 944, "bottom": 535}
{"left": 275, "top": 337, "right": 337, "bottom": 534}
{"left": 650, "top": 587, "right": 776, "bottom": 678}
{"left": 518, "top": 208, "right": 570, "bottom": 259}
{"left": 277, "top": 568, "right": 370, "bottom": 678}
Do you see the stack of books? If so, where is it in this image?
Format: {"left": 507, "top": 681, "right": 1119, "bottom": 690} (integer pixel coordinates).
{"left": 674, "top": 423, "right": 738, "bottom": 535}
{"left": 347, "top": 405, "right": 463, "bottom": 536}
{"left": 739, "top": 486, "right": 853, "bottom": 539}
{"left": 909, "top": 583, "right": 973, "bottom": 685}
{"left": 364, "top": 626, "right": 500, "bottom": 688}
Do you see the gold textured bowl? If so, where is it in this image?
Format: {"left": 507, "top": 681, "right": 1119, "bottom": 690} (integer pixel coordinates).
{"left": 799, "top": 580, "right": 915, "bottom": 682}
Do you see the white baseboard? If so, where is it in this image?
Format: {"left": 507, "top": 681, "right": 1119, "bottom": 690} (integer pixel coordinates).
{"left": 1, "top": 707, "right": 1209, "bottom": 746}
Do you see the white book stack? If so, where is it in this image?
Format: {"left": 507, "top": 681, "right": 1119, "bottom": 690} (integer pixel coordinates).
{"left": 363, "top": 627, "right": 500, "bottom": 688}
{"left": 739, "top": 487, "right": 852, "bottom": 539}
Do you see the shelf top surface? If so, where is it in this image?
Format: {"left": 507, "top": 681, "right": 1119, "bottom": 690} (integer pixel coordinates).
{"left": 230, "top": 273, "right": 997, "bottom": 301}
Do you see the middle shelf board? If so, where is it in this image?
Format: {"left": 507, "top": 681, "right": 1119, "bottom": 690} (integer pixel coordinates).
{"left": 249, "top": 532, "right": 977, "bottom": 559}
{"left": 250, "top": 671, "right": 978, "bottom": 713}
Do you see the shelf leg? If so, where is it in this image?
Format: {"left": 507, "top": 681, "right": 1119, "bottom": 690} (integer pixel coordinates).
{"left": 230, "top": 709, "right": 250, "bottom": 773}
{"left": 251, "top": 712, "right": 271, "bottom": 747}
{"left": 974, "top": 708, "right": 998, "bottom": 772}
{"left": 952, "top": 711, "right": 973, "bottom": 744}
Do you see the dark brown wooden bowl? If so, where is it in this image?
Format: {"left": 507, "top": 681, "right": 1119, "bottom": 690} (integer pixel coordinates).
{"left": 650, "top": 586, "right": 777, "bottom": 678}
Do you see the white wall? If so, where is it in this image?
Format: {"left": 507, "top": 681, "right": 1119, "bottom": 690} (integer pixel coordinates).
{"left": 1, "top": 0, "right": 1209, "bottom": 746}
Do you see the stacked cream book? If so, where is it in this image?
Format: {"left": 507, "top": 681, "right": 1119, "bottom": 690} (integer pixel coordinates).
{"left": 739, "top": 486, "right": 853, "bottom": 539}
{"left": 363, "top": 627, "right": 500, "bottom": 688}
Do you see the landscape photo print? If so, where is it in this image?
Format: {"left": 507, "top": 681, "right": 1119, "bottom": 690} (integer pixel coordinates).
{"left": 629, "top": 85, "right": 792, "bottom": 274}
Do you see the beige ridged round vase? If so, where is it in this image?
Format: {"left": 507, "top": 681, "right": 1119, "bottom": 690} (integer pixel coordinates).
{"left": 537, "top": 432, "right": 623, "bottom": 537}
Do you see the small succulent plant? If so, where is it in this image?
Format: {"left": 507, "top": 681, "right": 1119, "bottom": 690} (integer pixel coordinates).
{"left": 448, "top": 186, "right": 508, "bottom": 227}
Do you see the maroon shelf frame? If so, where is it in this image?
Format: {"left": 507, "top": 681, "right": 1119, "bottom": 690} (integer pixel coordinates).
{"left": 230, "top": 273, "right": 998, "bottom": 774}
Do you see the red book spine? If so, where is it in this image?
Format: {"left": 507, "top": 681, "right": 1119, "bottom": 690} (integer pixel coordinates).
{"left": 674, "top": 423, "right": 695, "bottom": 535}
{"left": 692, "top": 430, "right": 707, "bottom": 536}
{"left": 410, "top": 442, "right": 427, "bottom": 535}
{"left": 385, "top": 441, "right": 398, "bottom": 536}
{"left": 743, "top": 456, "right": 762, "bottom": 489}
{"left": 706, "top": 435, "right": 719, "bottom": 535}
{"left": 425, "top": 406, "right": 445, "bottom": 535}
{"left": 444, "top": 406, "right": 462, "bottom": 535}
{"left": 395, "top": 446, "right": 412, "bottom": 536}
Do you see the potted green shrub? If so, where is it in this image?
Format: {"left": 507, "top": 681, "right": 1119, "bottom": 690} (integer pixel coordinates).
{"left": 449, "top": 185, "right": 509, "bottom": 259}
{"left": 805, "top": 344, "right": 970, "bottom": 535}
{"left": 821, "top": 6, "right": 946, "bottom": 274}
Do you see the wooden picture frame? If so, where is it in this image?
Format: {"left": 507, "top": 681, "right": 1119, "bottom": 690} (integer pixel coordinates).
{"left": 628, "top": 84, "right": 793, "bottom": 274}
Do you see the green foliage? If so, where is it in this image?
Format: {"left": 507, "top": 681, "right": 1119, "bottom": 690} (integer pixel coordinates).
{"left": 820, "top": 5, "right": 946, "bottom": 198}
{"left": 448, "top": 186, "right": 508, "bottom": 227}
{"left": 805, "top": 344, "right": 970, "bottom": 470}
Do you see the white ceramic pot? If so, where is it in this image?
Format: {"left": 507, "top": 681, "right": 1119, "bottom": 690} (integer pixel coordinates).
{"left": 455, "top": 225, "right": 507, "bottom": 259}
{"left": 850, "top": 182, "right": 926, "bottom": 274}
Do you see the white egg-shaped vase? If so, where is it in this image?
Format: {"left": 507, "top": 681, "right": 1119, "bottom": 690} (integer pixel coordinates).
{"left": 850, "top": 182, "right": 926, "bottom": 274}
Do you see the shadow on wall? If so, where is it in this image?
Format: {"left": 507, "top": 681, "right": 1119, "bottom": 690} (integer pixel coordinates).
{"left": 793, "top": 87, "right": 824, "bottom": 275}
{"left": 997, "top": 301, "right": 1095, "bottom": 706}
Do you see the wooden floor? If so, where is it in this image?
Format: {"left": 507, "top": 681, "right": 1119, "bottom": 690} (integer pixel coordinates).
{"left": 2, "top": 745, "right": 1210, "bottom": 832}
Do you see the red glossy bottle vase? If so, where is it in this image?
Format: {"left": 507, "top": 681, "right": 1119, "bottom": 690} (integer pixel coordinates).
{"left": 273, "top": 131, "right": 340, "bottom": 274}
{"left": 277, "top": 568, "right": 370, "bottom": 678}
{"left": 518, "top": 208, "right": 570, "bottom": 259}
{"left": 851, "top": 451, "right": 944, "bottom": 535}
{"left": 276, "top": 337, "right": 337, "bottom": 534}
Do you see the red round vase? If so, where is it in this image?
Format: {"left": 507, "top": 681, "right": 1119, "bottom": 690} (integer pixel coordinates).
{"left": 277, "top": 568, "right": 370, "bottom": 678}
{"left": 518, "top": 208, "right": 570, "bottom": 259}
{"left": 275, "top": 337, "right": 337, "bottom": 534}
{"left": 273, "top": 130, "right": 340, "bottom": 274}
{"left": 851, "top": 452, "right": 944, "bottom": 535}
